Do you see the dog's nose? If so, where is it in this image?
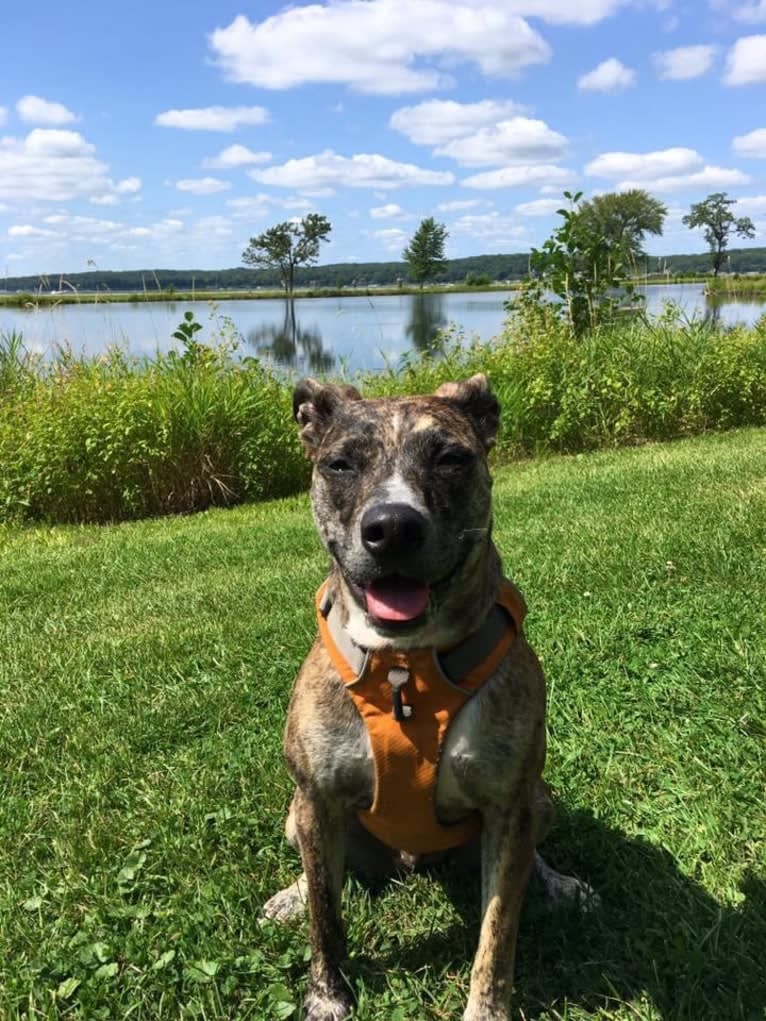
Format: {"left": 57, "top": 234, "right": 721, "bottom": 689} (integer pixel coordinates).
{"left": 361, "top": 502, "right": 427, "bottom": 557}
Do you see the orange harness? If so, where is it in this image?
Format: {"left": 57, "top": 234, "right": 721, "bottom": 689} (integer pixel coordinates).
{"left": 316, "top": 580, "right": 526, "bottom": 855}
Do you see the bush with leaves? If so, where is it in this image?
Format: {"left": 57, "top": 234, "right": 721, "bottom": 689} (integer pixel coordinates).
{"left": 510, "top": 191, "right": 642, "bottom": 338}
{"left": 0, "top": 314, "right": 307, "bottom": 523}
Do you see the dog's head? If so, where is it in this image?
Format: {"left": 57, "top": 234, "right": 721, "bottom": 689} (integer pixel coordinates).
{"left": 293, "top": 374, "right": 500, "bottom": 646}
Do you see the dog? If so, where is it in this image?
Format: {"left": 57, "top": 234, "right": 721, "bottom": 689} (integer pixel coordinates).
{"left": 262, "top": 374, "right": 590, "bottom": 1021}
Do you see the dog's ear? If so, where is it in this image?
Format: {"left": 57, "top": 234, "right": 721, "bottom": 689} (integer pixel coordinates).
{"left": 434, "top": 373, "right": 500, "bottom": 450}
{"left": 293, "top": 378, "right": 362, "bottom": 457}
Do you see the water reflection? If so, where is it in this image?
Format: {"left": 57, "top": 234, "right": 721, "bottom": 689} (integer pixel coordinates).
{"left": 4, "top": 283, "right": 764, "bottom": 373}
{"left": 705, "top": 291, "right": 766, "bottom": 328}
{"left": 703, "top": 299, "right": 723, "bottom": 327}
{"left": 405, "top": 292, "right": 447, "bottom": 352}
{"left": 246, "top": 300, "right": 335, "bottom": 372}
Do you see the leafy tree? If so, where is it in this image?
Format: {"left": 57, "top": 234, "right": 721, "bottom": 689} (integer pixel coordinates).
{"left": 242, "top": 214, "right": 332, "bottom": 294}
{"left": 576, "top": 190, "right": 667, "bottom": 270}
{"left": 682, "top": 193, "right": 756, "bottom": 277}
{"left": 511, "top": 191, "right": 640, "bottom": 337}
{"left": 402, "top": 217, "right": 448, "bottom": 286}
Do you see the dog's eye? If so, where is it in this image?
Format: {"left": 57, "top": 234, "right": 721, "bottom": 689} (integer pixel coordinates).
{"left": 324, "top": 458, "right": 355, "bottom": 475}
{"left": 435, "top": 448, "right": 475, "bottom": 470}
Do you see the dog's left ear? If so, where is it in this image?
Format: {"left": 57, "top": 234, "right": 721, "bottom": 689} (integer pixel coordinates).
{"left": 434, "top": 373, "right": 500, "bottom": 450}
{"left": 293, "top": 378, "right": 362, "bottom": 457}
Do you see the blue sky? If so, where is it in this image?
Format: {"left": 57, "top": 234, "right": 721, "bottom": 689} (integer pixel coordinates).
{"left": 2, "top": 0, "right": 766, "bottom": 276}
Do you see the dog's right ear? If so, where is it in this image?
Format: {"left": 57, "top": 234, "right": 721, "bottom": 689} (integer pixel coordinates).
{"left": 293, "top": 378, "right": 362, "bottom": 457}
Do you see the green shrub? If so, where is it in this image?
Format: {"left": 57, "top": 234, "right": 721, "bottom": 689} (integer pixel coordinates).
{"left": 1, "top": 310, "right": 765, "bottom": 524}
{"left": 464, "top": 271, "right": 492, "bottom": 287}
{"left": 0, "top": 339, "right": 307, "bottom": 523}
{"left": 485, "top": 309, "right": 766, "bottom": 454}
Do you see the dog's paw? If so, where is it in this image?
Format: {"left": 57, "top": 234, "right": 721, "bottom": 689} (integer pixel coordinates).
{"left": 260, "top": 876, "right": 308, "bottom": 924}
{"left": 534, "top": 852, "right": 600, "bottom": 911}
{"left": 304, "top": 982, "right": 353, "bottom": 1021}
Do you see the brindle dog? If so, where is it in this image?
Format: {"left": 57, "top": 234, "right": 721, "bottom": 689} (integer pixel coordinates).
{"left": 263, "top": 374, "right": 590, "bottom": 1021}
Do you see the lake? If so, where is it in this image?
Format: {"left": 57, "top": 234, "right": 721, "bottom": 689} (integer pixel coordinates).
{"left": 1, "top": 283, "right": 764, "bottom": 374}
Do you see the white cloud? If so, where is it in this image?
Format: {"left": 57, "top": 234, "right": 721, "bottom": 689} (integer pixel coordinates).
{"left": 203, "top": 144, "right": 272, "bottom": 169}
{"left": 578, "top": 57, "right": 636, "bottom": 93}
{"left": 653, "top": 44, "right": 717, "bottom": 80}
{"left": 175, "top": 177, "right": 231, "bottom": 195}
{"left": 435, "top": 116, "right": 568, "bottom": 167}
{"left": 8, "top": 224, "right": 59, "bottom": 238}
{"left": 0, "top": 129, "right": 141, "bottom": 204}
{"left": 592, "top": 143, "right": 751, "bottom": 191}
{"left": 90, "top": 178, "right": 140, "bottom": 206}
{"left": 733, "top": 194, "right": 766, "bottom": 214}
{"left": 436, "top": 199, "right": 485, "bottom": 211}
{"left": 114, "top": 177, "right": 141, "bottom": 194}
{"left": 618, "top": 166, "right": 751, "bottom": 192}
{"left": 126, "top": 219, "right": 185, "bottom": 239}
{"left": 724, "top": 34, "right": 766, "bottom": 84}
{"left": 44, "top": 213, "right": 118, "bottom": 234}
{"left": 514, "top": 197, "right": 562, "bottom": 215}
{"left": 7, "top": 214, "right": 189, "bottom": 249}
{"left": 585, "top": 146, "right": 703, "bottom": 180}
{"left": 189, "top": 215, "right": 233, "bottom": 239}
{"left": 462, "top": 163, "right": 574, "bottom": 190}
{"left": 17, "top": 95, "right": 79, "bottom": 125}
{"left": 250, "top": 150, "right": 455, "bottom": 191}
{"left": 734, "top": 1, "right": 766, "bottom": 23}
{"left": 733, "top": 127, "right": 766, "bottom": 157}
{"left": 371, "top": 227, "right": 409, "bottom": 251}
{"left": 448, "top": 210, "right": 528, "bottom": 247}
{"left": 390, "top": 99, "right": 524, "bottom": 145}
{"left": 154, "top": 105, "right": 269, "bottom": 131}
{"left": 210, "top": 5, "right": 550, "bottom": 95}
{"left": 514, "top": 0, "right": 623, "bottom": 22}
{"left": 585, "top": 146, "right": 749, "bottom": 191}
{"left": 226, "top": 193, "right": 314, "bottom": 218}
{"left": 370, "top": 203, "right": 407, "bottom": 219}
{"left": 1, "top": 210, "right": 260, "bottom": 273}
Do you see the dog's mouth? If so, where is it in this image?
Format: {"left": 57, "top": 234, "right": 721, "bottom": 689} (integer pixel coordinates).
{"left": 363, "top": 575, "right": 430, "bottom": 623}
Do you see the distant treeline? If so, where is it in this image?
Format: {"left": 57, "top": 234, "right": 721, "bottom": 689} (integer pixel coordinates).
{"left": 4, "top": 247, "right": 766, "bottom": 294}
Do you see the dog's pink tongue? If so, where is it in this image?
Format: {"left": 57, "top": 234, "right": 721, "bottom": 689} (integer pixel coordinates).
{"left": 365, "top": 578, "right": 430, "bottom": 622}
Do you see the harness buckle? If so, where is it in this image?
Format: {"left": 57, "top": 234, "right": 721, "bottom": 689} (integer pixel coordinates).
{"left": 387, "top": 667, "right": 412, "bottom": 721}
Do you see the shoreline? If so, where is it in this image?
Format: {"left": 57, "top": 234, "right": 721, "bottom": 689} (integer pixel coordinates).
{"left": 0, "top": 275, "right": 724, "bottom": 309}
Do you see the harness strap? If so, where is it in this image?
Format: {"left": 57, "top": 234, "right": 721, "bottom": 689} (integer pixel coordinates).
{"left": 321, "top": 582, "right": 525, "bottom": 684}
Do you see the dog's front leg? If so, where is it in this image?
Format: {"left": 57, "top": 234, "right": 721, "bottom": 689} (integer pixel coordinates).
{"left": 463, "top": 797, "right": 536, "bottom": 1021}
{"left": 293, "top": 786, "right": 352, "bottom": 1021}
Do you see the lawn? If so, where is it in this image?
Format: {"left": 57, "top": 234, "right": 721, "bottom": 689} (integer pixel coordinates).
{"left": 0, "top": 429, "right": 764, "bottom": 1020}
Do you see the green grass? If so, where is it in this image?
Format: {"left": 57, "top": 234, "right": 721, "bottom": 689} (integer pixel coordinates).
{"left": 707, "top": 274, "right": 766, "bottom": 299}
{"left": 1, "top": 429, "right": 764, "bottom": 1019}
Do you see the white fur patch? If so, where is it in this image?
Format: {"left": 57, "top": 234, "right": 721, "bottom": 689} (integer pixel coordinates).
{"left": 376, "top": 470, "right": 427, "bottom": 514}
